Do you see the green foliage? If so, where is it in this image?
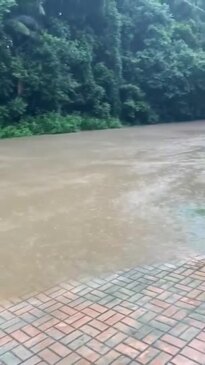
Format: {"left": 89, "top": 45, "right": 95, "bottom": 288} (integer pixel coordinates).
{"left": 0, "top": 113, "right": 122, "bottom": 138}
{"left": 0, "top": 0, "right": 15, "bottom": 20}
{"left": 0, "top": 0, "right": 205, "bottom": 137}
{"left": 0, "top": 124, "right": 32, "bottom": 138}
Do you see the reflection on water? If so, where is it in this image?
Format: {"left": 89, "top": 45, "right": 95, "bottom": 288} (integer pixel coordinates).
{"left": 0, "top": 121, "right": 205, "bottom": 298}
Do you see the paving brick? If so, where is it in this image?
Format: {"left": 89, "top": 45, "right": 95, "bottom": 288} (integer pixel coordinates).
{"left": 169, "top": 323, "right": 189, "bottom": 337}
{"left": 0, "top": 340, "right": 18, "bottom": 356}
{"left": 44, "top": 302, "right": 63, "bottom": 313}
{"left": 1, "top": 257, "right": 205, "bottom": 365}
{"left": 138, "top": 311, "right": 156, "bottom": 324}
{"left": 105, "top": 332, "right": 127, "bottom": 348}
{"left": 49, "top": 342, "right": 71, "bottom": 357}
{"left": 21, "top": 355, "right": 42, "bottom": 365}
{"left": 0, "top": 310, "right": 15, "bottom": 321}
{"left": 113, "top": 322, "right": 137, "bottom": 336}
{"left": 105, "top": 313, "right": 124, "bottom": 326}
{"left": 197, "top": 332, "right": 205, "bottom": 342}
{"left": 36, "top": 294, "right": 50, "bottom": 303}
{"left": 179, "top": 326, "right": 201, "bottom": 341}
{"left": 151, "top": 299, "right": 170, "bottom": 309}
{"left": 156, "top": 314, "right": 177, "bottom": 327}
{"left": 130, "top": 325, "right": 152, "bottom": 341}
{"left": 96, "top": 328, "right": 117, "bottom": 342}
{"left": 144, "top": 303, "right": 164, "bottom": 314}
{"left": 189, "top": 338, "right": 205, "bottom": 353}
{"left": 59, "top": 305, "right": 77, "bottom": 316}
{"left": 12, "top": 345, "right": 33, "bottom": 360}
{"left": 113, "top": 306, "right": 132, "bottom": 316}
{"left": 189, "top": 311, "right": 205, "bottom": 322}
{"left": 80, "top": 324, "right": 100, "bottom": 337}
{"left": 61, "top": 330, "right": 82, "bottom": 345}
{"left": 165, "top": 294, "right": 182, "bottom": 304}
{"left": 121, "top": 301, "right": 139, "bottom": 311}
{"left": 70, "top": 298, "right": 92, "bottom": 311}
{"left": 45, "top": 327, "right": 64, "bottom": 340}
{"left": 29, "top": 309, "right": 45, "bottom": 319}
{"left": 72, "top": 315, "right": 92, "bottom": 329}
{"left": 38, "top": 349, "right": 60, "bottom": 364}
{"left": 65, "top": 312, "right": 84, "bottom": 325}
{"left": 75, "top": 360, "right": 91, "bottom": 365}
{"left": 162, "top": 334, "right": 186, "bottom": 349}
{"left": 0, "top": 335, "right": 12, "bottom": 346}
{"left": 82, "top": 308, "right": 99, "bottom": 318}
{"left": 39, "top": 318, "right": 59, "bottom": 332}
{"left": 22, "top": 326, "right": 40, "bottom": 338}
{"left": 1, "top": 317, "right": 23, "bottom": 330}
{"left": 130, "top": 308, "right": 147, "bottom": 320}
{"left": 39, "top": 300, "right": 58, "bottom": 311}
{"left": 153, "top": 340, "right": 179, "bottom": 355}
{"left": 181, "top": 346, "right": 205, "bottom": 363}
{"left": 76, "top": 346, "right": 100, "bottom": 362}
{"left": 183, "top": 316, "right": 205, "bottom": 329}
{"left": 9, "top": 302, "right": 28, "bottom": 313}
{"left": 147, "top": 287, "right": 164, "bottom": 295}
{"left": 15, "top": 305, "right": 33, "bottom": 316}
{"left": 175, "top": 300, "right": 195, "bottom": 310}
{"left": 20, "top": 313, "right": 37, "bottom": 324}
{"left": 31, "top": 338, "right": 55, "bottom": 353}
{"left": 124, "top": 337, "right": 148, "bottom": 352}
{"left": 136, "top": 347, "right": 159, "bottom": 364}
{"left": 91, "top": 290, "right": 107, "bottom": 299}
{"left": 87, "top": 339, "right": 110, "bottom": 355}
{"left": 0, "top": 352, "right": 21, "bottom": 365}
{"left": 171, "top": 354, "right": 198, "bottom": 365}
{"left": 55, "top": 322, "right": 73, "bottom": 334}
{"left": 149, "top": 319, "right": 171, "bottom": 333}
{"left": 97, "top": 310, "right": 116, "bottom": 322}
{"left": 149, "top": 352, "right": 172, "bottom": 365}
{"left": 142, "top": 289, "right": 157, "bottom": 298}
{"left": 0, "top": 330, "right": 6, "bottom": 339}
{"left": 51, "top": 310, "right": 68, "bottom": 321}
{"left": 143, "top": 330, "right": 163, "bottom": 345}
{"left": 84, "top": 293, "right": 100, "bottom": 302}
{"left": 89, "top": 319, "right": 108, "bottom": 332}
{"left": 172, "top": 309, "right": 188, "bottom": 321}
{"left": 24, "top": 334, "right": 47, "bottom": 349}
{"left": 157, "top": 291, "right": 172, "bottom": 301}
{"left": 116, "top": 343, "right": 140, "bottom": 359}
{"left": 112, "top": 355, "right": 133, "bottom": 364}
{"left": 104, "top": 298, "right": 122, "bottom": 308}
{"left": 95, "top": 350, "right": 119, "bottom": 364}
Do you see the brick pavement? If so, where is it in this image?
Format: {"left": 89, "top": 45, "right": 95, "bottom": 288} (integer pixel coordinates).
{"left": 1, "top": 256, "right": 205, "bottom": 364}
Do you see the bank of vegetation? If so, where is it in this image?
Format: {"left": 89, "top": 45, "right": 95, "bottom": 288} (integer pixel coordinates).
{"left": 1, "top": 0, "right": 205, "bottom": 138}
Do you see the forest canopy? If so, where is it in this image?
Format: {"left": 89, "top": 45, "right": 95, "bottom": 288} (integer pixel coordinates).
{"left": 0, "top": 0, "right": 205, "bottom": 137}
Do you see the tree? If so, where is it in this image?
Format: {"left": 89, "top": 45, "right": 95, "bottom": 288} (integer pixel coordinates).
{"left": 1, "top": 0, "right": 205, "bottom": 133}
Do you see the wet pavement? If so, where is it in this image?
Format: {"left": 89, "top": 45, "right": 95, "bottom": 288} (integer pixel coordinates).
{"left": 1, "top": 256, "right": 205, "bottom": 364}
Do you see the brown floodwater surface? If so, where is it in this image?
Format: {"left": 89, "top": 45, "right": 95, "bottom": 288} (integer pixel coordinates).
{"left": 1, "top": 122, "right": 205, "bottom": 298}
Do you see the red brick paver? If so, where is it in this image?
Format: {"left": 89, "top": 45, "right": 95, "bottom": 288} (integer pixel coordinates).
{"left": 1, "top": 256, "right": 205, "bottom": 364}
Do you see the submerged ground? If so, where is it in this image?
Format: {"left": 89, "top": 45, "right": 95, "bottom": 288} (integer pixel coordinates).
{"left": 0, "top": 121, "right": 205, "bottom": 299}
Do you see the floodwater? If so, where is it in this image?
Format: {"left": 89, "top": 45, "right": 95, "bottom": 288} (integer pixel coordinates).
{"left": 0, "top": 122, "right": 205, "bottom": 298}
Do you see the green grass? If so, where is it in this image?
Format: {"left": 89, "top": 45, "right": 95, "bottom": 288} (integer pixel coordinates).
{"left": 0, "top": 114, "right": 122, "bottom": 139}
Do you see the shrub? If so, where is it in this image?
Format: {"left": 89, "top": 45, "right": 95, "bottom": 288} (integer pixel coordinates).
{"left": 107, "top": 118, "right": 122, "bottom": 129}
{"left": 0, "top": 113, "right": 122, "bottom": 138}
{"left": 0, "top": 125, "right": 32, "bottom": 138}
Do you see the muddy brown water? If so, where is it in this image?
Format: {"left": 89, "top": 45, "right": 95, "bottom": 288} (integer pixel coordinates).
{"left": 0, "top": 122, "right": 205, "bottom": 299}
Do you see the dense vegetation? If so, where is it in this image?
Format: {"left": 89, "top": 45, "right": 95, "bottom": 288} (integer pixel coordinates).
{"left": 0, "top": 0, "right": 205, "bottom": 137}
